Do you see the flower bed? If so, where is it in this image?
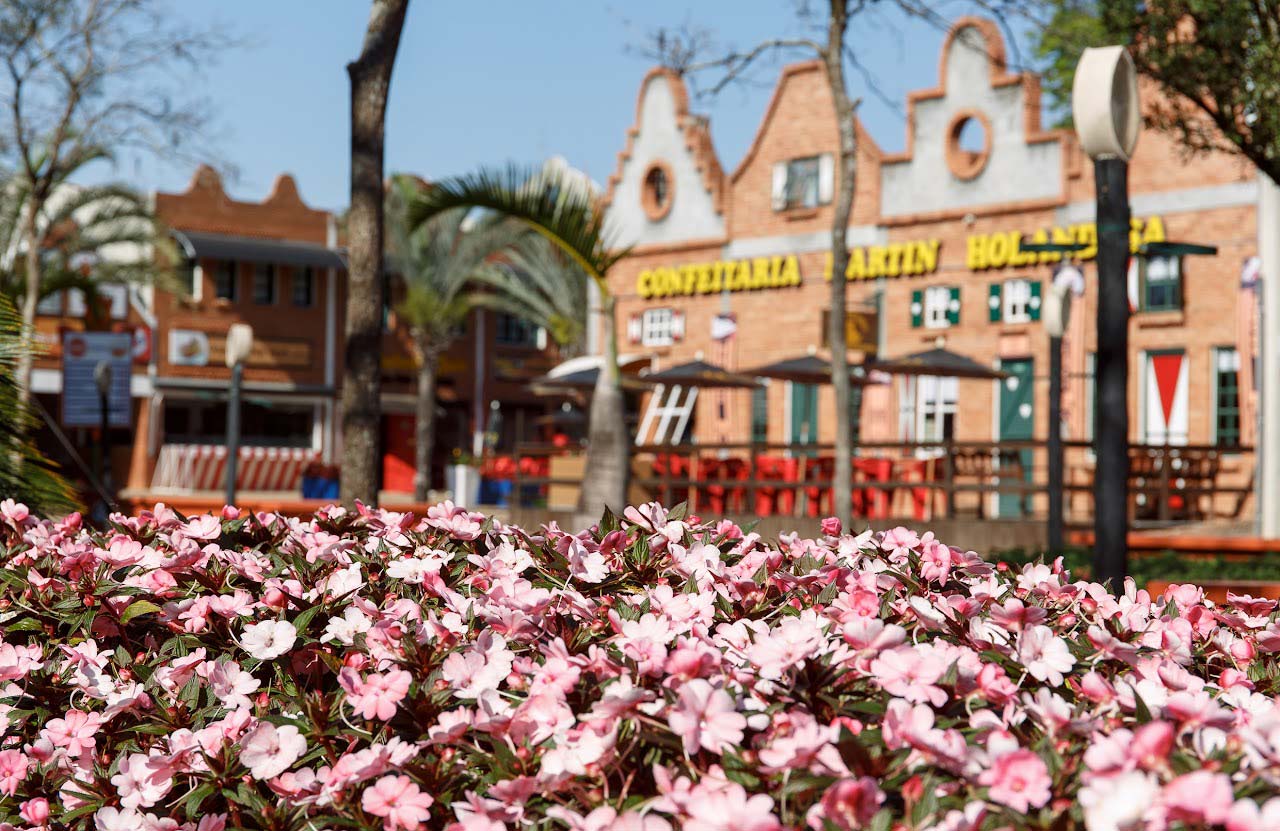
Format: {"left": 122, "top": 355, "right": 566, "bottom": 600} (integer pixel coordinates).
{"left": 2, "top": 498, "right": 1280, "bottom": 830}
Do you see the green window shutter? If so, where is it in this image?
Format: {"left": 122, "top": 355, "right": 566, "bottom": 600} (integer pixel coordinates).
{"left": 946, "top": 286, "right": 961, "bottom": 326}
{"left": 1029, "top": 280, "right": 1042, "bottom": 321}
{"left": 910, "top": 289, "right": 923, "bottom": 328}
{"left": 988, "top": 283, "right": 1002, "bottom": 322}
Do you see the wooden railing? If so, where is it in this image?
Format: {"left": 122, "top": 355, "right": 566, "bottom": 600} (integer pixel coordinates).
{"left": 501, "top": 440, "right": 1254, "bottom": 524}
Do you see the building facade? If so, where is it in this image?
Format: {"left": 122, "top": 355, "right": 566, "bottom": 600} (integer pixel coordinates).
{"left": 603, "top": 17, "right": 1260, "bottom": 517}
{"left": 31, "top": 166, "right": 560, "bottom": 497}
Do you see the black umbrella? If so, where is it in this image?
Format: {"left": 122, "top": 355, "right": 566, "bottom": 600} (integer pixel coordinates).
{"left": 746, "top": 354, "right": 878, "bottom": 386}
{"left": 863, "top": 347, "right": 1010, "bottom": 380}
{"left": 642, "top": 359, "right": 763, "bottom": 389}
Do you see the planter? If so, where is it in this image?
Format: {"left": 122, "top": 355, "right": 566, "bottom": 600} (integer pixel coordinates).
{"left": 446, "top": 464, "right": 481, "bottom": 508}
{"left": 1147, "top": 579, "right": 1280, "bottom": 603}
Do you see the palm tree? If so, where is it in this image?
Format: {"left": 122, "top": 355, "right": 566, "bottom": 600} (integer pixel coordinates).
{"left": 408, "top": 164, "right": 630, "bottom": 520}
{"left": 388, "top": 174, "right": 588, "bottom": 502}
{"left": 0, "top": 294, "right": 76, "bottom": 515}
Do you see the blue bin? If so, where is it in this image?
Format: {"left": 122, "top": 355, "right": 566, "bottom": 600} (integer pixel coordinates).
{"left": 479, "top": 478, "right": 513, "bottom": 506}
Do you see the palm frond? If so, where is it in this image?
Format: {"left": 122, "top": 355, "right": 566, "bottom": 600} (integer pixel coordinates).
{"left": 406, "top": 164, "right": 626, "bottom": 288}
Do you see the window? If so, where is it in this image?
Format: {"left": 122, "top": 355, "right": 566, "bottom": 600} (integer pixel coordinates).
{"left": 640, "top": 308, "right": 681, "bottom": 347}
{"left": 641, "top": 163, "right": 673, "bottom": 220}
{"left": 252, "top": 264, "right": 276, "bottom": 305}
{"left": 292, "top": 266, "right": 314, "bottom": 307}
{"left": 1141, "top": 255, "right": 1181, "bottom": 311}
{"left": 1141, "top": 349, "right": 1188, "bottom": 444}
{"left": 163, "top": 399, "right": 314, "bottom": 448}
{"left": 751, "top": 384, "right": 769, "bottom": 445}
{"left": 848, "top": 383, "right": 863, "bottom": 446}
{"left": 1214, "top": 347, "right": 1241, "bottom": 448}
{"left": 916, "top": 375, "right": 958, "bottom": 442}
{"left": 494, "top": 313, "right": 541, "bottom": 348}
{"left": 1085, "top": 352, "right": 1097, "bottom": 442}
{"left": 35, "top": 291, "right": 61, "bottom": 316}
{"left": 923, "top": 286, "right": 957, "bottom": 329}
{"left": 784, "top": 156, "right": 819, "bottom": 210}
{"left": 215, "top": 262, "right": 238, "bottom": 301}
{"left": 988, "top": 280, "right": 1042, "bottom": 324}
{"left": 180, "top": 260, "right": 199, "bottom": 299}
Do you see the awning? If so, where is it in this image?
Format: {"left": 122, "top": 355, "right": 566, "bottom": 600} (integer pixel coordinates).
{"left": 171, "top": 229, "right": 346, "bottom": 271}
{"left": 530, "top": 367, "right": 657, "bottom": 393}
{"left": 746, "top": 354, "right": 879, "bottom": 386}
{"left": 641, "top": 359, "right": 762, "bottom": 389}
{"left": 864, "top": 348, "right": 1010, "bottom": 380}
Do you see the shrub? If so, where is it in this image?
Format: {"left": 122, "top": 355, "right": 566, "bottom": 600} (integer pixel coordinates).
{"left": 1, "top": 499, "right": 1279, "bottom": 830}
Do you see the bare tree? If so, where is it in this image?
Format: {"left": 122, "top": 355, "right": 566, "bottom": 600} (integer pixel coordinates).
{"left": 341, "top": 0, "right": 410, "bottom": 507}
{"left": 0, "top": 0, "right": 234, "bottom": 403}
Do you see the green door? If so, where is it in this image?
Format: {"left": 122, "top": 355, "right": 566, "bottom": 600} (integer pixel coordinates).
{"left": 790, "top": 383, "right": 819, "bottom": 451}
{"left": 998, "top": 358, "right": 1034, "bottom": 517}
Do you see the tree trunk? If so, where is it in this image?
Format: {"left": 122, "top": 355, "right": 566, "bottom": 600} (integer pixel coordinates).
{"left": 340, "top": 0, "right": 409, "bottom": 507}
{"left": 824, "top": 0, "right": 858, "bottom": 525}
{"left": 14, "top": 201, "right": 43, "bottom": 407}
{"left": 413, "top": 334, "right": 439, "bottom": 503}
{"left": 577, "top": 292, "right": 628, "bottom": 523}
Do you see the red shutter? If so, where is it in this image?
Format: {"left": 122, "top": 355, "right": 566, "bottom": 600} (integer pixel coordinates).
{"left": 671, "top": 310, "right": 685, "bottom": 342}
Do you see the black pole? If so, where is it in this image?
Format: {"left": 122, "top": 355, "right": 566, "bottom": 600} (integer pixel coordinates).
{"left": 225, "top": 361, "right": 243, "bottom": 506}
{"left": 1048, "top": 333, "right": 1064, "bottom": 554}
{"left": 1093, "top": 157, "right": 1130, "bottom": 588}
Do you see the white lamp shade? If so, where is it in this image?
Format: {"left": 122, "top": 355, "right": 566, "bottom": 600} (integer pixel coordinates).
{"left": 225, "top": 323, "right": 254, "bottom": 368}
{"left": 1072, "top": 45, "right": 1141, "bottom": 160}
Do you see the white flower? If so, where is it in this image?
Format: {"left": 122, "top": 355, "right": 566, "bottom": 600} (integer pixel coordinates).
{"left": 239, "top": 721, "right": 307, "bottom": 780}
{"left": 95, "top": 807, "right": 147, "bottom": 831}
{"left": 240, "top": 620, "right": 298, "bottom": 661}
{"left": 321, "top": 607, "right": 372, "bottom": 645}
{"left": 567, "top": 539, "right": 608, "bottom": 583}
{"left": 1017, "top": 624, "right": 1075, "bottom": 686}
{"left": 387, "top": 557, "right": 436, "bottom": 584}
{"left": 1079, "top": 771, "right": 1158, "bottom": 831}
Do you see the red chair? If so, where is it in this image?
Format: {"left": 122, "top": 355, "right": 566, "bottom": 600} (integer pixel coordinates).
{"left": 803, "top": 457, "right": 837, "bottom": 518}
{"left": 853, "top": 457, "right": 893, "bottom": 519}
{"left": 723, "top": 458, "right": 749, "bottom": 514}
{"left": 698, "top": 458, "right": 729, "bottom": 514}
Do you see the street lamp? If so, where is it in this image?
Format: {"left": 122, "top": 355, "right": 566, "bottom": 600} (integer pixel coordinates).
{"left": 93, "top": 360, "right": 112, "bottom": 492}
{"left": 224, "top": 323, "right": 254, "bottom": 507}
{"left": 1073, "top": 45, "right": 1140, "bottom": 590}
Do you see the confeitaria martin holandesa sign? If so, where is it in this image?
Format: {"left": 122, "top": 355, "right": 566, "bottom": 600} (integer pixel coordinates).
{"left": 634, "top": 215, "right": 1167, "bottom": 299}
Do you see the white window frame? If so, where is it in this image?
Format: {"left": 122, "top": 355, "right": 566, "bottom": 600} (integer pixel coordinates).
{"left": 923, "top": 286, "right": 952, "bottom": 329}
{"left": 1002, "top": 278, "right": 1032, "bottom": 323}
{"left": 640, "top": 307, "right": 676, "bottom": 347}
{"left": 915, "top": 375, "right": 958, "bottom": 449}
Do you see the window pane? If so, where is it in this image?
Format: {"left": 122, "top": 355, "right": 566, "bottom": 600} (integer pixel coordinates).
{"left": 751, "top": 385, "right": 768, "bottom": 444}
{"left": 785, "top": 157, "right": 819, "bottom": 209}
{"left": 216, "top": 262, "right": 238, "bottom": 301}
{"left": 252, "top": 264, "right": 276, "bottom": 305}
{"left": 292, "top": 267, "right": 313, "bottom": 307}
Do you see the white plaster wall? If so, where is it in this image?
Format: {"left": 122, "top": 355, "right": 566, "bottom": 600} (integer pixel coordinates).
{"left": 605, "top": 75, "right": 725, "bottom": 247}
{"left": 880, "top": 26, "right": 1063, "bottom": 217}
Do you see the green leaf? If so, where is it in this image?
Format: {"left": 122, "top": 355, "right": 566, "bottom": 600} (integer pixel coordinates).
{"left": 120, "top": 600, "right": 163, "bottom": 624}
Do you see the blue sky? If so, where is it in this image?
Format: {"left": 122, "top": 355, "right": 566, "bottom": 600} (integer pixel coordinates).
{"left": 126, "top": 1, "right": 1039, "bottom": 212}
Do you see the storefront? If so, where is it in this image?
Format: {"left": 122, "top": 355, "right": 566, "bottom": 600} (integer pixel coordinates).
{"left": 602, "top": 16, "right": 1260, "bottom": 519}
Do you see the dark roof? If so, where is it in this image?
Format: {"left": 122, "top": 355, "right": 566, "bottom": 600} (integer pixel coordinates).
{"left": 642, "top": 359, "right": 762, "bottom": 389}
{"left": 746, "top": 354, "right": 876, "bottom": 386}
{"left": 864, "top": 348, "right": 1009, "bottom": 380}
{"left": 171, "top": 229, "right": 346, "bottom": 271}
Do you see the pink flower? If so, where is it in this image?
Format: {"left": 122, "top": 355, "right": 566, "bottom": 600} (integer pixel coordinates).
{"left": 19, "top": 797, "right": 49, "bottom": 825}
{"left": 667, "top": 679, "right": 746, "bottom": 756}
{"left": 179, "top": 515, "right": 222, "bottom": 540}
{"left": 110, "top": 751, "right": 174, "bottom": 809}
{"left": 684, "top": 781, "right": 780, "bottom": 831}
{"left": 1163, "top": 770, "right": 1234, "bottom": 825}
{"left": 820, "top": 517, "right": 842, "bottom": 536}
{"left": 41, "top": 709, "right": 104, "bottom": 759}
{"left": 1016, "top": 625, "right": 1075, "bottom": 686}
{"left": 0, "top": 749, "right": 28, "bottom": 796}
{"left": 979, "top": 749, "right": 1052, "bottom": 813}
{"left": 869, "top": 646, "right": 948, "bottom": 707}
{"left": 1227, "top": 798, "right": 1280, "bottom": 831}
{"left": 362, "top": 775, "right": 434, "bottom": 831}
{"left": 810, "top": 778, "right": 885, "bottom": 830}
{"left": 239, "top": 722, "right": 307, "bottom": 780}
{"left": 424, "top": 501, "right": 483, "bottom": 540}
{"left": 340, "top": 668, "right": 412, "bottom": 721}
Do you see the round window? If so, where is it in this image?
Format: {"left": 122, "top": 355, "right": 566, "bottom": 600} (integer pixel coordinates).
{"left": 641, "top": 161, "right": 674, "bottom": 221}
{"left": 945, "top": 111, "right": 992, "bottom": 180}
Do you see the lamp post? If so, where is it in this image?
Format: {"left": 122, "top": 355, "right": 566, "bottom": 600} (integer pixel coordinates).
{"left": 224, "top": 323, "right": 254, "bottom": 507}
{"left": 93, "top": 360, "right": 112, "bottom": 492}
{"left": 1020, "top": 245, "right": 1086, "bottom": 556}
{"left": 1073, "top": 45, "right": 1141, "bottom": 589}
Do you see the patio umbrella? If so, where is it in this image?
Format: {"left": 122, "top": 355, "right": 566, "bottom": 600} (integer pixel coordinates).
{"left": 529, "top": 367, "right": 657, "bottom": 394}
{"left": 746, "top": 354, "right": 879, "bottom": 386}
{"left": 641, "top": 359, "right": 763, "bottom": 389}
{"left": 863, "top": 347, "right": 1010, "bottom": 380}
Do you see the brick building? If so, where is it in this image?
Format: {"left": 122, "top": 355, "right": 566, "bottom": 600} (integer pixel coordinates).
{"left": 31, "top": 165, "right": 560, "bottom": 498}
{"left": 602, "top": 17, "right": 1260, "bottom": 519}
